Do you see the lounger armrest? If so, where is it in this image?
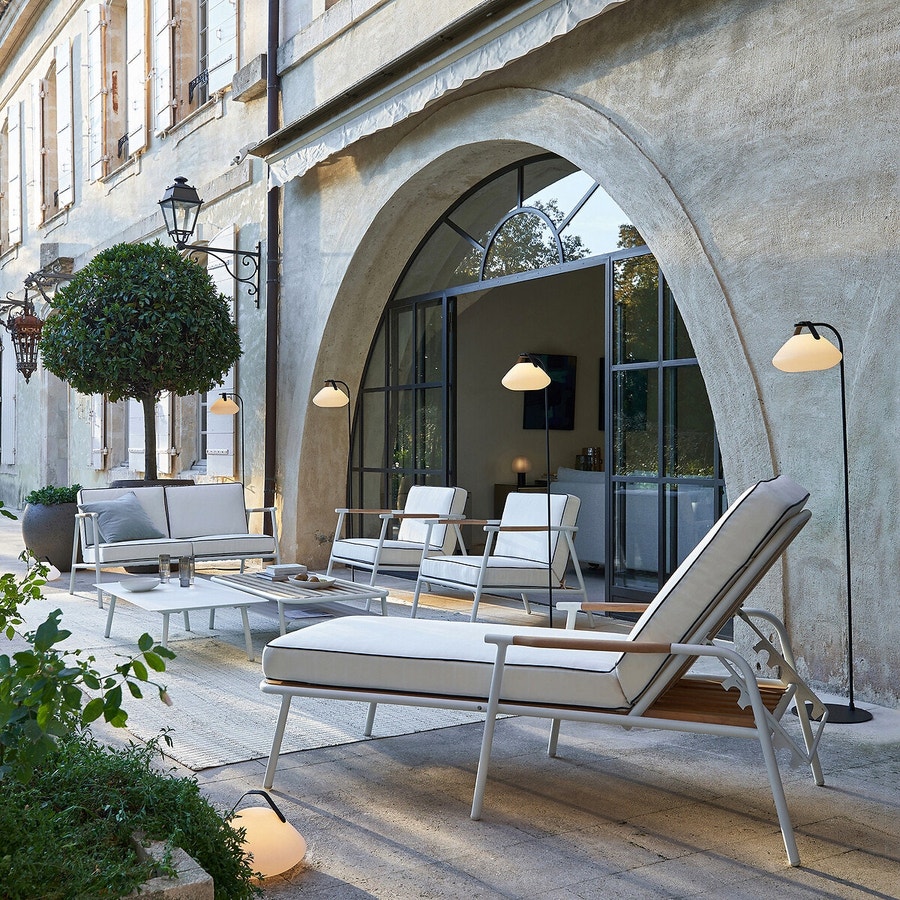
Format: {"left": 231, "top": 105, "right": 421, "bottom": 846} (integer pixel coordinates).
{"left": 418, "top": 514, "right": 468, "bottom": 524}
{"left": 507, "top": 635, "right": 672, "bottom": 654}
{"left": 336, "top": 508, "right": 393, "bottom": 515}
{"left": 386, "top": 512, "right": 463, "bottom": 520}
{"left": 484, "top": 524, "right": 576, "bottom": 533}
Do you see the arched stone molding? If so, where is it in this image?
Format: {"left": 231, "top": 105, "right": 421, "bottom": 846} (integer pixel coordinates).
{"left": 285, "top": 87, "right": 772, "bottom": 580}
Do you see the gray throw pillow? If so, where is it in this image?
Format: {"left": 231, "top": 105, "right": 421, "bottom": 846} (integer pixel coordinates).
{"left": 79, "top": 492, "right": 166, "bottom": 543}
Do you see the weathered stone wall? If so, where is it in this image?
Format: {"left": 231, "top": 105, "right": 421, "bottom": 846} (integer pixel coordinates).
{"left": 277, "top": 0, "right": 899, "bottom": 704}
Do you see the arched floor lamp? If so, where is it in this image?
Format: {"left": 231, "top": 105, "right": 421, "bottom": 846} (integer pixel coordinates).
{"left": 210, "top": 392, "right": 245, "bottom": 487}
{"left": 502, "top": 353, "right": 554, "bottom": 626}
{"left": 312, "top": 379, "right": 353, "bottom": 516}
{"left": 773, "top": 321, "right": 872, "bottom": 724}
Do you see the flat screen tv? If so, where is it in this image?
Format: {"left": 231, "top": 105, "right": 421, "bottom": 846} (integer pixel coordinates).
{"left": 523, "top": 354, "right": 577, "bottom": 430}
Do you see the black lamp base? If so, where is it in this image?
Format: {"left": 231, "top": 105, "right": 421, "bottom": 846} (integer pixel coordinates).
{"left": 793, "top": 701, "right": 873, "bottom": 724}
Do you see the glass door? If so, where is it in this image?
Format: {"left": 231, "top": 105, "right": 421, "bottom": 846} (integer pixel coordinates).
{"left": 605, "top": 248, "right": 725, "bottom": 603}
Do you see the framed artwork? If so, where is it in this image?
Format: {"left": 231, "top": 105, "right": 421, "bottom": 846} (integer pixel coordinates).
{"left": 523, "top": 354, "right": 577, "bottom": 430}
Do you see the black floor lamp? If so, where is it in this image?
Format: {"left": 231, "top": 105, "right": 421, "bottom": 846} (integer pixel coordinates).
{"left": 210, "top": 391, "right": 245, "bottom": 487}
{"left": 502, "top": 353, "right": 554, "bottom": 625}
{"left": 773, "top": 321, "right": 873, "bottom": 724}
{"left": 312, "top": 379, "right": 353, "bottom": 515}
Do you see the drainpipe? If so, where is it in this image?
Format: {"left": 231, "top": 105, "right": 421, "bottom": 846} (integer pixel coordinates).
{"left": 263, "top": 0, "right": 280, "bottom": 525}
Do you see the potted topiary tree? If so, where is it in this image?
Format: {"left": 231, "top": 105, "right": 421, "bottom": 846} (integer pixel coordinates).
{"left": 20, "top": 484, "right": 82, "bottom": 572}
{"left": 39, "top": 241, "right": 242, "bottom": 481}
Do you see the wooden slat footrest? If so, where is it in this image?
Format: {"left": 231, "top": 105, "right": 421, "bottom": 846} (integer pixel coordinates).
{"left": 645, "top": 677, "right": 786, "bottom": 727}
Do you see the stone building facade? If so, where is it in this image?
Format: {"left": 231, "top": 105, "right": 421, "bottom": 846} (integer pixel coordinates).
{"left": 0, "top": 0, "right": 897, "bottom": 706}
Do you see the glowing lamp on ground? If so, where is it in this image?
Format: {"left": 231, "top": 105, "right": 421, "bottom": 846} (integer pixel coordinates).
{"left": 232, "top": 790, "right": 306, "bottom": 879}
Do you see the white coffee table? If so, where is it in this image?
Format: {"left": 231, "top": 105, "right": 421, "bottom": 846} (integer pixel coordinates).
{"left": 210, "top": 573, "right": 390, "bottom": 634}
{"left": 98, "top": 578, "right": 270, "bottom": 660}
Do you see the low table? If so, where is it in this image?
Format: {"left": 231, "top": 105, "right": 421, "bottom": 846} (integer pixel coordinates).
{"left": 98, "top": 578, "right": 270, "bottom": 660}
{"left": 211, "top": 573, "right": 390, "bottom": 634}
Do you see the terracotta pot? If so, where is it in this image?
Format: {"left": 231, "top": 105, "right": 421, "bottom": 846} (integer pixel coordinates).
{"left": 21, "top": 502, "right": 80, "bottom": 571}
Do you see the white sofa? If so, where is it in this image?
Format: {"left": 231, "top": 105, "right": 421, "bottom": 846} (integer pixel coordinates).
{"left": 70, "top": 483, "right": 279, "bottom": 604}
{"left": 551, "top": 467, "right": 604, "bottom": 565}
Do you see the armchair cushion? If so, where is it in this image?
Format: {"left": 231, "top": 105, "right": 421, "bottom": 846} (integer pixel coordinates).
{"left": 79, "top": 491, "right": 166, "bottom": 544}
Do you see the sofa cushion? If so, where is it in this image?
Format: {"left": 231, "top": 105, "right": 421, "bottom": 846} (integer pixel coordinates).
{"left": 78, "top": 486, "right": 170, "bottom": 544}
{"left": 165, "top": 483, "right": 249, "bottom": 538}
{"left": 190, "top": 533, "right": 277, "bottom": 558}
{"left": 262, "top": 618, "right": 630, "bottom": 710}
{"left": 84, "top": 538, "right": 195, "bottom": 565}
{"left": 331, "top": 538, "right": 434, "bottom": 567}
{"left": 79, "top": 492, "right": 166, "bottom": 543}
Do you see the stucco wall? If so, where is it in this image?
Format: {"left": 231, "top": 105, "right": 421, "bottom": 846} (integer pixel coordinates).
{"left": 277, "top": 0, "right": 899, "bottom": 704}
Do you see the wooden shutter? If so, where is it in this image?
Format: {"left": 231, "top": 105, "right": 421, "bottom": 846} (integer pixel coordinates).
{"left": 127, "top": 397, "right": 145, "bottom": 470}
{"left": 152, "top": 0, "right": 175, "bottom": 134}
{"left": 1, "top": 333, "right": 16, "bottom": 465}
{"left": 156, "top": 392, "right": 173, "bottom": 475}
{"left": 205, "top": 225, "right": 237, "bottom": 477}
{"left": 126, "top": 0, "right": 147, "bottom": 154}
{"left": 86, "top": 5, "right": 107, "bottom": 181}
{"left": 89, "top": 394, "right": 107, "bottom": 469}
{"left": 30, "top": 81, "right": 42, "bottom": 221}
{"left": 6, "top": 102, "right": 21, "bottom": 245}
{"left": 55, "top": 42, "right": 74, "bottom": 207}
{"left": 205, "top": 0, "right": 237, "bottom": 94}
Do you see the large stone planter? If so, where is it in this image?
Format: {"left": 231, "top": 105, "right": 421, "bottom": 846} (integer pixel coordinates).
{"left": 21, "top": 502, "right": 79, "bottom": 571}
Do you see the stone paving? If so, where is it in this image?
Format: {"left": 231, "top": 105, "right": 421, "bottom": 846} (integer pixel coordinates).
{"left": 2, "top": 511, "right": 899, "bottom": 898}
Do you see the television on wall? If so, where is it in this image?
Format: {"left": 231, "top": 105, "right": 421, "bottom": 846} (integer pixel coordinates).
{"left": 523, "top": 354, "right": 577, "bottom": 430}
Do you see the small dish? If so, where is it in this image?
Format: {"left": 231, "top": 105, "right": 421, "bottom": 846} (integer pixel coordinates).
{"left": 292, "top": 574, "right": 336, "bottom": 590}
{"left": 123, "top": 577, "right": 160, "bottom": 593}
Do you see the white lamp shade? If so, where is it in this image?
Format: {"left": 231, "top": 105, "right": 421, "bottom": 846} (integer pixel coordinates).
{"left": 773, "top": 332, "right": 842, "bottom": 372}
{"left": 312, "top": 384, "right": 350, "bottom": 407}
{"left": 511, "top": 456, "right": 532, "bottom": 474}
{"left": 502, "top": 360, "right": 551, "bottom": 391}
{"left": 210, "top": 396, "right": 240, "bottom": 415}
{"left": 233, "top": 807, "right": 307, "bottom": 878}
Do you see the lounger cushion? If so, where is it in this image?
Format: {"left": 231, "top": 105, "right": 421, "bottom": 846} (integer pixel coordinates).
{"left": 263, "top": 618, "right": 630, "bottom": 710}
{"left": 616, "top": 475, "right": 810, "bottom": 704}
{"left": 79, "top": 492, "right": 167, "bottom": 543}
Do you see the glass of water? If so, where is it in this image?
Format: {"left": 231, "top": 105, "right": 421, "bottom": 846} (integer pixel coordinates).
{"left": 158, "top": 554, "right": 171, "bottom": 584}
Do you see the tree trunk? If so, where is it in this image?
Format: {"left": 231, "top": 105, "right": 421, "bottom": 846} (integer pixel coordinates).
{"left": 141, "top": 394, "right": 158, "bottom": 481}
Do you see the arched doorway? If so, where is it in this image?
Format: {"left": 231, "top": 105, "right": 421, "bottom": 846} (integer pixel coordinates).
{"left": 351, "top": 154, "right": 724, "bottom": 603}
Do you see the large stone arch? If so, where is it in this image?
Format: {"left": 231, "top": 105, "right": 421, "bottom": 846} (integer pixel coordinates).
{"left": 286, "top": 87, "right": 772, "bottom": 572}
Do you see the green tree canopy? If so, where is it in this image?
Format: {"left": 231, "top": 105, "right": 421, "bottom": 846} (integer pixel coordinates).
{"left": 40, "top": 241, "right": 242, "bottom": 479}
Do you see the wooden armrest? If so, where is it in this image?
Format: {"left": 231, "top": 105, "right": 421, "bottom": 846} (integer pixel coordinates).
{"left": 336, "top": 508, "right": 393, "bottom": 515}
{"left": 419, "top": 515, "right": 467, "bottom": 525}
{"left": 75, "top": 511, "right": 98, "bottom": 518}
{"left": 389, "top": 512, "right": 453, "bottom": 519}
{"left": 581, "top": 602, "right": 651, "bottom": 613}
{"left": 511, "top": 636, "right": 671, "bottom": 653}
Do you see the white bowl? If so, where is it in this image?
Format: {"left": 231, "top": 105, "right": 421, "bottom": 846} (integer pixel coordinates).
{"left": 123, "top": 577, "right": 160, "bottom": 593}
{"left": 292, "top": 574, "right": 336, "bottom": 590}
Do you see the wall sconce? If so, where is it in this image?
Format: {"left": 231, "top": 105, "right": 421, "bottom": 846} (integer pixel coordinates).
{"left": 511, "top": 456, "right": 531, "bottom": 488}
{"left": 231, "top": 790, "right": 306, "bottom": 879}
{"left": 210, "top": 391, "right": 245, "bottom": 487}
{"left": 159, "top": 176, "right": 262, "bottom": 304}
{"left": 773, "top": 320, "right": 872, "bottom": 724}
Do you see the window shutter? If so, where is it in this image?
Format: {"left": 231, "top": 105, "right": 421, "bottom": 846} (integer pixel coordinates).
{"left": 55, "top": 42, "right": 74, "bottom": 207}
{"left": 30, "top": 82, "right": 43, "bottom": 220}
{"left": 6, "top": 102, "right": 21, "bottom": 245}
{"left": 86, "top": 5, "right": 107, "bottom": 181}
{"left": 205, "top": 0, "right": 237, "bottom": 95}
{"left": 152, "top": 0, "right": 174, "bottom": 134}
{"left": 156, "top": 392, "right": 173, "bottom": 475}
{"left": 127, "top": 397, "right": 145, "bottom": 471}
{"left": 126, "top": 0, "right": 147, "bottom": 153}
{"left": 89, "top": 394, "right": 107, "bottom": 469}
{"left": 205, "top": 225, "right": 237, "bottom": 477}
{"left": 1, "top": 333, "right": 17, "bottom": 465}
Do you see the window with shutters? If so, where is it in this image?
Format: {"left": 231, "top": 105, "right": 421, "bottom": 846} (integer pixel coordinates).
{"left": 37, "top": 45, "right": 74, "bottom": 222}
{"left": 3, "top": 102, "right": 22, "bottom": 248}
{"left": 87, "top": 0, "right": 136, "bottom": 180}
{"left": 152, "top": 0, "right": 236, "bottom": 133}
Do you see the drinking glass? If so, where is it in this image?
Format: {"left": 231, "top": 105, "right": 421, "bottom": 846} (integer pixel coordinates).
{"left": 158, "top": 554, "right": 171, "bottom": 584}
{"left": 179, "top": 556, "right": 194, "bottom": 587}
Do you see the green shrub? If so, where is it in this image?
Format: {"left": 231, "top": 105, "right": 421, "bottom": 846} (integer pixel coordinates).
{"left": 0, "top": 734, "right": 260, "bottom": 899}
{"left": 23, "top": 484, "right": 82, "bottom": 506}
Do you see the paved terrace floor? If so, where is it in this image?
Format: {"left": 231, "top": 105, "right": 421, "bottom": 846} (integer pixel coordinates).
{"left": 1, "top": 512, "right": 898, "bottom": 899}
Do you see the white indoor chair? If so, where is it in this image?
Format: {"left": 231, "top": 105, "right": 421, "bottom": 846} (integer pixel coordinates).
{"left": 411, "top": 491, "right": 586, "bottom": 622}
{"left": 326, "top": 485, "right": 468, "bottom": 594}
